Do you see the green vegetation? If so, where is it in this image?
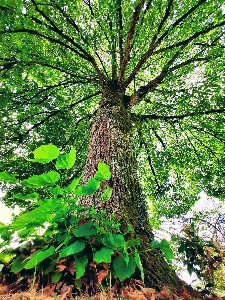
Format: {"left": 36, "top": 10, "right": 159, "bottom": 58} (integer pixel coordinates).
{"left": 0, "top": 0, "right": 225, "bottom": 296}
{"left": 0, "top": 144, "right": 173, "bottom": 294}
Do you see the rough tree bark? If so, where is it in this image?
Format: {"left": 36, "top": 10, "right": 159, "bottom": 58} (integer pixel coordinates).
{"left": 80, "top": 80, "right": 183, "bottom": 290}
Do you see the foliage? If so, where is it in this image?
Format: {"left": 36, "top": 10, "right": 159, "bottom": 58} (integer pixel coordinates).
{"left": 150, "top": 239, "right": 174, "bottom": 261}
{"left": 0, "top": 0, "right": 224, "bottom": 221}
{"left": 0, "top": 144, "right": 150, "bottom": 291}
{"left": 171, "top": 216, "right": 225, "bottom": 295}
{"left": 0, "top": 0, "right": 225, "bottom": 294}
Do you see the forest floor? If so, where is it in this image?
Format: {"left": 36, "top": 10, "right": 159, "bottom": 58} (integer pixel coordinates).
{"left": 0, "top": 283, "right": 224, "bottom": 300}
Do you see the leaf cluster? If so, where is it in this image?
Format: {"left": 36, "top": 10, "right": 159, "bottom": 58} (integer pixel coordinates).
{"left": 0, "top": 144, "right": 148, "bottom": 290}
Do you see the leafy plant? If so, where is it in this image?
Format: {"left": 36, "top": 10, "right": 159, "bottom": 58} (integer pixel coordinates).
{"left": 0, "top": 144, "right": 144, "bottom": 292}
{"left": 150, "top": 239, "right": 174, "bottom": 261}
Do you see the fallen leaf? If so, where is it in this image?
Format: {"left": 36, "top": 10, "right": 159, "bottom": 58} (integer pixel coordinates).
{"left": 96, "top": 270, "right": 108, "bottom": 284}
{"left": 0, "top": 284, "right": 8, "bottom": 295}
{"left": 158, "top": 286, "right": 170, "bottom": 299}
{"left": 56, "top": 265, "right": 66, "bottom": 272}
{"left": 177, "top": 287, "right": 190, "bottom": 300}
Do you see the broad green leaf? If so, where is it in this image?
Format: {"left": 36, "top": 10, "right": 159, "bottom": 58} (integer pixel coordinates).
{"left": 55, "top": 147, "right": 76, "bottom": 169}
{"left": 11, "top": 255, "right": 28, "bottom": 272}
{"left": 75, "top": 255, "right": 88, "bottom": 279}
{"left": 150, "top": 239, "right": 174, "bottom": 261}
{"left": 13, "top": 192, "right": 38, "bottom": 200}
{"left": 75, "top": 178, "right": 100, "bottom": 196}
{"left": 11, "top": 199, "right": 58, "bottom": 230}
{"left": 113, "top": 256, "right": 136, "bottom": 281}
{"left": 93, "top": 247, "right": 114, "bottom": 263}
{"left": 94, "top": 162, "right": 111, "bottom": 180}
{"left": 64, "top": 177, "right": 80, "bottom": 192}
{"left": 124, "top": 239, "right": 140, "bottom": 249}
{"left": 28, "top": 144, "right": 60, "bottom": 164}
{"left": 73, "top": 221, "right": 97, "bottom": 237}
{"left": 0, "top": 171, "right": 18, "bottom": 183}
{"left": 24, "top": 246, "right": 55, "bottom": 269}
{"left": 50, "top": 186, "right": 63, "bottom": 197}
{"left": 134, "top": 249, "right": 144, "bottom": 282}
{"left": 159, "top": 239, "right": 174, "bottom": 261}
{"left": 102, "top": 233, "right": 125, "bottom": 250}
{"left": 58, "top": 240, "right": 86, "bottom": 259}
{"left": 99, "top": 187, "right": 113, "bottom": 201}
{"left": 22, "top": 171, "right": 60, "bottom": 188}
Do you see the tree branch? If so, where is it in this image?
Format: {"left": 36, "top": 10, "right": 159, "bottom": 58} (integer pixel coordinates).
{"left": 117, "top": 0, "right": 124, "bottom": 68}
{"left": 30, "top": 0, "right": 104, "bottom": 84}
{"left": 155, "top": 0, "right": 207, "bottom": 46}
{"left": 130, "top": 49, "right": 181, "bottom": 105}
{"left": 132, "top": 108, "right": 225, "bottom": 122}
{"left": 152, "top": 20, "right": 225, "bottom": 57}
{"left": 119, "top": 0, "right": 145, "bottom": 83}
{"left": 155, "top": 0, "right": 174, "bottom": 37}
{"left": 140, "top": 140, "right": 161, "bottom": 190}
{"left": 124, "top": 0, "right": 224, "bottom": 86}
{"left": 187, "top": 128, "right": 220, "bottom": 164}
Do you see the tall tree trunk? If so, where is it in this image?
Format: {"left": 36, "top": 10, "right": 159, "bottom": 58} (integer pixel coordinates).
{"left": 80, "top": 81, "right": 183, "bottom": 290}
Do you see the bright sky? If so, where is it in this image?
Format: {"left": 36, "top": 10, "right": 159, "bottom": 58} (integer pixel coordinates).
{"left": 0, "top": 191, "right": 21, "bottom": 224}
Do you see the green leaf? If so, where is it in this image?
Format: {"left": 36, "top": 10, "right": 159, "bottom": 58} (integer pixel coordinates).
{"left": 187, "top": 263, "right": 194, "bottom": 276}
{"left": 150, "top": 239, "right": 160, "bottom": 249}
{"left": 75, "top": 178, "right": 100, "bottom": 196}
{"left": 0, "top": 171, "right": 18, "bottom": 183}
{"left": 93, "top": 247, "right": 114, "bottom": 263}
{"left": 24, "top": 246, "right": 55, "bottom": 269}
{"left": 102, "top": 234, "right": 125, "bottom": 250}
{"left": 50, "top": 186, "right": 63, "bottom": 197}
{"left": 56, "top": 147, "right": 76, "bottom": 170}
{"left": 151, "top": 239, "right": 174, "bottom": 261}
{"left": 124, "top": 239, "right": 140, "bottom": 250}
{"left": 158, "top": 239, "right": 174, "bottom": 261}
{"left": 64, "top": 177, "right": 80, "bottom": 192}
{"left": 134, "top": 249, "right": 144, "bottom": 282}
{"left": 94, "top": 162, "right": 111, "bottom": 180}
{"left": 11, "top": 255, "right": 28, "bottom": 272}
{"left": 11, "top": 199, "right": 58, "bottom": 231}
{"left": 99, "top": 187, "right": 113, "bottom": 201}
{"left": 52, "top": 271, "right": 62, "bottom": 283}
{"left": 44, "top": 260, "right": 56, "bottom": 275}
{"left": 28, "top": 144, "right": 60, "bottom": 164}
{"left": 73, "top": 221, "right": 97, "bottom": 237}
{"left": 58, "top": 240, "right": 86, "bottom": 259}
{"left": 75, "top": 255, "right": 88, "bottom": 279}
{"left": 113, "top": 256, "right": 136, "bottom": 281}
{"left": 22, "top": 171, "right": 60, "bottom": 188}
{"left": 13, "top": 192, "right": 38, "bottom": 200}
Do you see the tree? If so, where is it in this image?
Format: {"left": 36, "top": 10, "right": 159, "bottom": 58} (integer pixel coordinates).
{"left": 0, "top": 0, "right": 225, "bottom": 292}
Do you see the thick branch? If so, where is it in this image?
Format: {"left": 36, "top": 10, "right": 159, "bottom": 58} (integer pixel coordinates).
{"left": 130, "top": 49, "right": 181, "bottom": 105}
{"left": 119, "top": 0, "right": 144, "bottom": 83}
{"left": 117, "top": 0, "right": 124, "bottom": 68}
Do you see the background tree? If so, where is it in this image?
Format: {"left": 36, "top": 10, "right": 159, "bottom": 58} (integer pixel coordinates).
{"left": 0, "top": 0, "right": 225, "bottom": 291}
